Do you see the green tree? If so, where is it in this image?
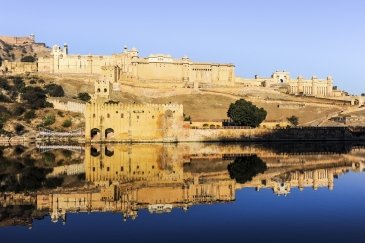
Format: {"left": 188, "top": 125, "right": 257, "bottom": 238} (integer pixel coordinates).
{"left": 287, "top": 115, "right": 299, "bottom": 126}
{"left": 62, "top": 119, "right": 72, "bottom": 128}
{"left": 0, "top": 78, "right": 10, "bottom": 90}
{"left": 77, "top": 92, "right": 91, "bottom": 102}
{"left": 11, "top": 77, "right": 25, "bottom": 92}
{"left": 20, "top": 55, "right": 35, "bottom": 62}
{"left": 24, "top": 110, "right": 36, "bottom": 120}
{"left": 43, "top": 115, "right": 55, "bottom": 126}
{"left": 227, "top": 155, "right": 267, "bottom": 184}
{"left": 227, "top": 99, "right": 267, "bottom": 127}
{"left": 44, "top": 84, "right": 64, "bottom": 97}
{"left": 21, "top": 86, "right": 47, "bottom": 109}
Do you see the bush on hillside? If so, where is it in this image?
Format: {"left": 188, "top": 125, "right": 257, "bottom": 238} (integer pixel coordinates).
{"left": 21, "top": 86, "right": 48, "bottom": 109}
{"left": 43, "top": 114, "right": 55, "bottom": 126}
{"left": 24, "top": 110, "right": 36, "bottom": 120}
{"left": 44, "top": 84, "right": 64, "bottom": 97}
{"left": 227, "top": 99, "right": 267, "bottom": 127}
{"left": 77, "top": 92, "right": 91, "bottom": 102}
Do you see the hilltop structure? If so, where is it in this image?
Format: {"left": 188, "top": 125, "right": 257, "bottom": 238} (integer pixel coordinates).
{"left": 0, "top": 38, "right": 346, "bottom": 98}
{"left": 35, "top": 44, "right": 235, "bottom": 87}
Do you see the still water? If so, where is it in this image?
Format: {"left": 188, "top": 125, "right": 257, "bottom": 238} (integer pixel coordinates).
{"left": 1, "top": 142, "right": 365, "bottom": 243}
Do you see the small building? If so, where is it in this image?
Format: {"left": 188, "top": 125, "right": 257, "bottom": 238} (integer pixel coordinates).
{"left": 84, "top": 80, "right": 184, "bottom": 142}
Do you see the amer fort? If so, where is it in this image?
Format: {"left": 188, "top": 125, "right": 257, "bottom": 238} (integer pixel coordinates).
{"left": 1, "top": 34, "right": 365, "bottom": 143}
{"left": 0, "top": 142, "right": 365, "bottom": 226}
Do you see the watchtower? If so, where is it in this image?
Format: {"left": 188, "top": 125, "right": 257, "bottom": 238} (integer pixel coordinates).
{"left": 94, "top": 80, "right": 112, "bottom": 100}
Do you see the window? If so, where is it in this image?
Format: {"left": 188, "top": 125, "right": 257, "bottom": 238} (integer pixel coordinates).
{"left": 104, "top": 88, "right": 107, "bottom": 93}
{"left": 121, "top": 113, "right": 124, "bottom": 118}
{"left": 107, "top": 113, "right": 110, "bottom": 118}
{"left": 97, "top": 88, "right": 100, "bottom": 93}
{"left": 121, "top": 166, "right": 124, "bottom": 171}
{"left": 93, "top": 114, "right": 96, "bottom": 118}
{"left": 107, "top": 167, "right": 110, "bottom": 172}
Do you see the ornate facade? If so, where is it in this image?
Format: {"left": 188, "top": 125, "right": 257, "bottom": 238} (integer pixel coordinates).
{"left": 36, "top": 44, "right": 235, "bottom": 86}
{"left": 239, "top": 71, "right": 340, "bottom": 97}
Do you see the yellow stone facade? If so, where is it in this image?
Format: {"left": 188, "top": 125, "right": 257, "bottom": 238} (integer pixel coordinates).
{"left": 85, "top": 80, "right": 184, "bottom": 142}
{"left": 240, "top": 71, "right": 336, "bottom": 97}
{"left": 36, "top": 44, "right": 235, "bottom": 86}
{"left": 1, "top": 60, "right": 37, "bottom": 74}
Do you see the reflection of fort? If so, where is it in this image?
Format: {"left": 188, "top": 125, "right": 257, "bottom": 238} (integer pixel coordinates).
{"left": 1, "top": 143, "right": 364, "bottom": 225}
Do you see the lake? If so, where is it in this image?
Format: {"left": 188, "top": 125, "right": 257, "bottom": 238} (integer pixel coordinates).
{"left": 1, "top": 142, "right": 365, "bottom": 243}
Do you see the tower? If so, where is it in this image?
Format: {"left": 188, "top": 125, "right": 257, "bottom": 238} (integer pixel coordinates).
{"left": 94, "top": 80, "right": 112, "bottom": 101}
{"left": 63, "top": 43, "right": 69, "bottom": 55}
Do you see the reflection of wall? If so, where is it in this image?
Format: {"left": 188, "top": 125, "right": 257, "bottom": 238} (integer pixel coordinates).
{"left": 2, "top": 143, "right": 365, "bottom": 225}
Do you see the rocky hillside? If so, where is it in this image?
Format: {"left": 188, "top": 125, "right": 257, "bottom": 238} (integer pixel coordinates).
{"left": 0, "top": 39, "right": 50, "bottom": 65}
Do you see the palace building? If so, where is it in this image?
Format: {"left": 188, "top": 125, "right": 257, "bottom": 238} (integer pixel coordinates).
{"left": 36, "top": 44, "right": 235, "bottom": 86}
{"left": 0, "top": 37, "right": 349, "bottom": 99}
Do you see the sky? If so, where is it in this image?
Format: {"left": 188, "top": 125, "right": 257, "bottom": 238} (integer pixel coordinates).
{"left": 1, "top": 0, "right": 364, "bottom": 94}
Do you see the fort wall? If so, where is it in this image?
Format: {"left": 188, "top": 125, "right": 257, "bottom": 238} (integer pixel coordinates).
{"left": 47, "top": 97, "right": 86, "bottom": 113}
{"left": 0, "top": 35, "right": 35, "bottom": 46}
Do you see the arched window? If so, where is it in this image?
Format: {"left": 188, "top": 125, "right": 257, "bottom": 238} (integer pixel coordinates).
{"left": 104, "top": 88, "right": 107, "bottom": 93}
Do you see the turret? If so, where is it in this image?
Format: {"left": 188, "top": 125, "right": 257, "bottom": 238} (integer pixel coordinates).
{"left": 63, "top": 43, "right": 68, "bottom": 55}
{"left": 94, "top": 80, "right": 112, "bottom": 101}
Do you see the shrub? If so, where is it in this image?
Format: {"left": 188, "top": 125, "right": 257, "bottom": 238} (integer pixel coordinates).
{"left": 0, "top": 106, "right": 10, "bottom": 129}
{"left": 12, "top": 77, "right": 25, "bottom": 92}
{"left": 20, "top": 55, "right": 35, "bottom": 62}
{"left": 24, "top": 110, "right": 36, "bottom": 120}
{"left": 0, "top": 94, "right": 11, "bottom": 102}
{"left": 44, "top": 84, "right": 64, "bottom": 97}
{"left": 43, "top": 115, "right": 55, "bottom": 126}
{"left": 43, "top": 152, "right": 56, "bottom": 165}
{"left": 21, "top": 86, "right": 47, "bottom": 109}
{"left": 14, "top": 124, "right": 25, "bottom": 135}
{"left": 227, "top": 99, "right": 267, "bottom": 127}
{"left": 0, "top": 78, "right": 10, "bottom": 90}
{"left": 287, "top": 115, "right": 299, "bottom": 126}
{"left": 77, "top": 92, "right": 91, "bottom": 102}
{"left": 62, "top": 119, "right": 72, "bottom": 128}
{"left": 13, "top": 105, "right": 26, "bottom": 116}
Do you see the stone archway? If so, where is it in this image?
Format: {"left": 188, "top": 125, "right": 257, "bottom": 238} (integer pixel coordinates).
{"left": 91, "top": 128, "right": 101, "bottom": 140}
{"left": 105, "top": 128, "right": 115, "bottom": 139}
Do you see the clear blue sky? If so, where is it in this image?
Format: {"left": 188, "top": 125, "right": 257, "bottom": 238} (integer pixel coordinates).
{"left": 2, "top": 0, "right": 364, "bottom": 94}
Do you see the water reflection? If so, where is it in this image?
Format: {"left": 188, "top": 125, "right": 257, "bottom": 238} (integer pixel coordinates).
{"left": 0, "top": 142, "right": 364, "bottom": 227}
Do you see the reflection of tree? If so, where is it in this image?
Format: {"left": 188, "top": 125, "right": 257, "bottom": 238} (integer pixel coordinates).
{"left": 0, "top": 153, "right": 63, "bottom": 192}
{"left": 227, "top": 155, "right": 267, "bottom": 184}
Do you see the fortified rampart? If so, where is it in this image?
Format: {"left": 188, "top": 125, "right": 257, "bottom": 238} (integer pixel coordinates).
{"left": 0, "top": 34, "right": 35, "bottom": 46}
{"left": 47, "top": 97, "right": 86, "bottom": 113}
